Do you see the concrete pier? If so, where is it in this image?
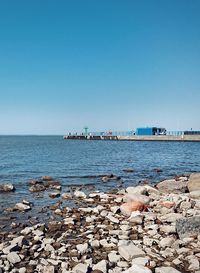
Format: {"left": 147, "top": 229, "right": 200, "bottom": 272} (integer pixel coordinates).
{"left": 64, "top": 135, "right": 200, "bottom": 142}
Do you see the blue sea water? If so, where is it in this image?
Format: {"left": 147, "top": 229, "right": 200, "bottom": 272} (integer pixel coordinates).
{"left": 0, "top": 136, "right": 199, "bottom": 227}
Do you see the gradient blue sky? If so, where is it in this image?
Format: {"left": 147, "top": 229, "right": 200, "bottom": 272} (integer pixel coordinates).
{"left": 0, "top": 0, "right": 199, "bottom": 134}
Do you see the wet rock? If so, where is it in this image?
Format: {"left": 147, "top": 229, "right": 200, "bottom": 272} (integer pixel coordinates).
{"left": 102, "top": 174, "right": 121, "bottom": 182}
{"left": 156, "top": 179, "right": 187, "bottom": 193}
{"left": 120, "top": 201, "right": 146, "bottom": 217}
{"left": 123, "top": 169, "right": 134, "bottom": 173}
{"left": 49, "top": 192, "right": 60, "bottom": 198}
{"left": 0, "top": 183, "right": 15, "bottom": 192}
{"left": 118, "top": 243, "right": 145, "bottom": 261}
{"left": 29, "top": 184, "right": 46, "bottom": 192}
{"left": 14, "top": 202, "right": 31, "bottom": 211}
{"left": 7, "top": 252, "right": 21, "bottom": 264}
{"left": 42, "top": 176, "right": 53, "bottom": 181}
{"left": 187, "top": 173, "right": 200, "bottom": 192}
{"left": 176, "top": 216, "right": 200, "bottom": 239}
{"left": 74, "top": 190, "right": 87, "bottom": 199}
{"left": 62, "top": 193, "right": 72, "bottom": 199}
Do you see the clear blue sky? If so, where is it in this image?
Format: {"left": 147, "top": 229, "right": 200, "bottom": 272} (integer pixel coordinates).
{"left": 0, "top": 0, "right": 199, "bottom": 134}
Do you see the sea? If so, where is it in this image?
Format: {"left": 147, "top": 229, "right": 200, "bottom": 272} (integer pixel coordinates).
{"left": 0, "top": 136, "right": 200, "bottom": 227}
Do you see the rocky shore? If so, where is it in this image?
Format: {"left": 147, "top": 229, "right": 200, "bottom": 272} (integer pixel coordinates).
{"left": 1, "top": 173, "right": 200, "bottom": 273}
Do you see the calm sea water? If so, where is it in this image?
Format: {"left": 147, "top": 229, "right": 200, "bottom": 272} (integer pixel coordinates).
{"left": 0, "top": 136, "right": 200, "bottom": 226}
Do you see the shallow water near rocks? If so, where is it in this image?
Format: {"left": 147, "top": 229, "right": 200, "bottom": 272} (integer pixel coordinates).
{"left": 0, "top": 136, "right": 200, "bottom": 228}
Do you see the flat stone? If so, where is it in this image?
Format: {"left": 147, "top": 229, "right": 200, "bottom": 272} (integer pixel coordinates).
{"left": 74, "top": 190, "right": 87, "bottom": 199}
{"left": 93, "top": 260, "right": 108, "bottom": 273}
{"left": 76, "top": 243, "right": 88, "bottom": 254}
{"left": 155, "top": 267, "right": 182, "bottom": 273}
{"left": 29, "top": 184, "right": 46, "bottom": 192}
{"left": 156, "top": 179, "right": 187, "bottom": 193}
{"left": 118, "top": 243, "right": 145, "bottom": 261}
{"left": 7, "top": 252, "right": 21, "bottom": 264}
{"left": 160, "top": 237, "right": 176, "bottom": 248}
{"left": 124, "top": 193, "right": 150, "bottom": 204}
{"left": 14, "top": 203, "right": 31, "bottom": 211}
{"left": 43, "top": 265, "right": 55, "bottom": 273}
{"left": 49, "top": 192, "right": 60, "bottom": 198}
{"left": 108, "top": 252, "right": 121, "bottom": 263}
{"left": 176, "top": 216, "right": 200, "bottom": 239}
{"left": 123, "top": 264, "right": 152, "bottom": 273}
{"left": 73, "top": 263, "right": 88, "bottom": 273}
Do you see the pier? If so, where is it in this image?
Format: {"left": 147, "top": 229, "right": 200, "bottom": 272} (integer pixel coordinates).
{"left": 63, "top": 134, "right": 200, "bottom": 142}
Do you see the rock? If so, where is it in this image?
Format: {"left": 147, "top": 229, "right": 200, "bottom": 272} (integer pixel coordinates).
{"left": 160, "top": 237, "right": 175, "bottom": 248}
{"left": 106, "top": 213, "right": 119, "bottom": 224}
{"left": 120, "top": 202, "right": 146, "bottom": 217}
{"left": 62, "top": 193, "right": 72, "bottom": 199}
{"left": 29, "top": 184, "right": 46, "bottom": 192}
{"left": 49, "top": 192, "right": 60, "bottom": 198}
{"left": 123, "top": 169, "right": 134, "bottom": 173}
{"left": 187, "top": 173, "right": 200, "bottom": 192}
{"left": 189, "top": 190, "right": 200, "bottom": 199}
{"left": 93, "top": 260, "right": 108, "bottom": 273}
{"left": 155, "top": 267, "right": 182, "bottom": 273}
{"left": 0, "top": 183, "right": 15, "bottom": 192}
{"left": 160, "top": 201, "right": 175, "bottom": 209}
{"left": 159, "top": 213, "right": 183, "bottom": 223}
{"left": 123, "top": 264, "right": 152, "bottom": 273}
{"left": 187, "top": 255, "right": 200, "bottom": 271}
{"left": 176, "top": 216, "right": 200, "bottom": 239}
{"left": 102, "top": 174, "right": 120, "bottom": 182}
{"left": 160, "top": 225, "right": 176, "bottom": 234}
{"left": 14, "top": 203, "right": 31, "bottom": 211}
{"left": 124, "top": 193, "right": 150, "bottom": 204}
{"left": 7, "top": 252, "right": 21, "bottom": 264}
{"left": 42, "top": 176, "right": 53, "bottom": 181}
{"left": 76, "top": 243, "right": 88, "bottom": 254}
{"left": 43, "top": 265, "right": 55, "bottom": 273}
{"left": 128, "top": 211, "right": 143, "bottom": 224}
{"left": 73, "top": 263, "right": 88, "bottom": 273}
{"left": 156, "top": 179, "right": 187, "bottom": 193}
{"left": 118, "top": 243, "right": 145, "bottom": 261}
{"left": 74, "top": 190, "right": 87, "bottom": 199}
{"left": 132, "top": 257, "right": 150, "bottom": 266}
{"left": 108, "top": 252, "right": 121, "bottom": 263}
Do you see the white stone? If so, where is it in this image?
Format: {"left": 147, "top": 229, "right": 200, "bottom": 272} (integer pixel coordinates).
{"left": 108, "top": 252, "right": 121, "bottom": 263}
{"left": 73, "top": 263, "right": 88, "bottom": 273}
{"left": 74, "top": 190, "right": 87, "bottom": 199}
{"left": 123, "top": 264, "right": 152, "bottom": 273}
{"left": 14, "top": 203, "right": 31, "bottom": 211}
{"left": 132, "top": 257, "right": 150, "bottom": 266}
{"left": 106, "top": 213, "right": 119, "bottom": 224}
{"left": 155, "top": 267, "right": 182, "bottom": 273}
{"left": 90, "top": 240, "right": 100, "bottom": 248}
{"left": 118, "top": 243, "right": 145, "bottom": 261}
{"left": 160, "top": 237, "right": 175, "bottom": 248}
{"left": 76, "top": 243, "right": 88, "bottom": 254}
{"left": 93, "top": 260, "right": 108, "bottom": 273}
{"left": 7, "top": 252, "right": 21, "bottom": 264}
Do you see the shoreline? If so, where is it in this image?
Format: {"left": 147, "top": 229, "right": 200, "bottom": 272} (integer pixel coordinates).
{"left": 0, "top": 173, "right": 200, "bottom": 272}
